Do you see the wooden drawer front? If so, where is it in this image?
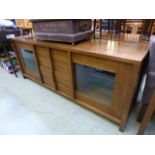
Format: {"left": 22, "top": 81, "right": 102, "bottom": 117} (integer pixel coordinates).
{"left": 53, "top": 60, "right": 71, "bottom": 75}
{"left": 57, "top": 83, "right": 73, "bottom": 97}
{"left": 40, "top": 66, "right": 54, "bottom": 86}
{"left": 37, "top": 46, "right": 51, "bottom": 68}
{"left": 55, "top": 71, "right": 72, "bottom": 88}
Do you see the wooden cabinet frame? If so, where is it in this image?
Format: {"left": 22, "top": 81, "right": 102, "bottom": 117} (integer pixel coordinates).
{"left": 12, "top": 37, "right": 148, "bottom": 131}
{"left": 14, "top": 43, "right": 41, "bottom": 82}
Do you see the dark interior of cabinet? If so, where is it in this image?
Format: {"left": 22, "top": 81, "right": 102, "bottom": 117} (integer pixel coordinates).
{"left": 75, "top": 64, "right": 116, "bottom": 106}
{"left": 20, "top": 48, "right": 39, "bottom": 76}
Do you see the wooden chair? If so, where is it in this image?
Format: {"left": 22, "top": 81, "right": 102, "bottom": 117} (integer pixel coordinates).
{"left": 141, "top": 19, "right": 154, "bottom": 39}
{"left": 93, "top": 19, "right": 126, "bottom": 39}
{"left": 93, "top": 19, "right": 102, "bottom": 39}
{"left": 138, "top": 91, "right": 155, "bottom": 134}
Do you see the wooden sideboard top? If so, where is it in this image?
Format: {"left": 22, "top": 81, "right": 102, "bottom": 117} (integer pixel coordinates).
{"left": 12, "top": 36, "right": 149, "bottom": 65}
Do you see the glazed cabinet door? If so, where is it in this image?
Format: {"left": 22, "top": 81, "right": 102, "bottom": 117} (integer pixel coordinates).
{"left": 16, "top": 43, "right": 40, "bottom": 80}
{"left": 72, "top": 53, "right": 132, "bottom": 122}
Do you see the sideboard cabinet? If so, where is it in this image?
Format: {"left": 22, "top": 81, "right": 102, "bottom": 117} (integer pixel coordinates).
{"left": 12, "top": 36, "right": 149, "bottom": 131}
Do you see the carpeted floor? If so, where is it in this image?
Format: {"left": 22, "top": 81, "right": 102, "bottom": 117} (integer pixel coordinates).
{"left": 0, "top": 67, "right": 154, "bottom": 135}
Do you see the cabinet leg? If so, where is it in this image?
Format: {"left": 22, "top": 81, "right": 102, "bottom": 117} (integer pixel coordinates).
{"left": 119, "top": 124, "right": 125, "bottom": 132}
{"left": 14, "top": 71, "right": 18, "bottom": 77}
{"left": 23, "top": 75, "right": 26, "bottom": 79}
{"left": 137, "top": 128, "right": 145, "bottom": 135}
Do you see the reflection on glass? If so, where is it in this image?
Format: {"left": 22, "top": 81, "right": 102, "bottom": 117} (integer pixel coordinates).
{"left": 75, "top": 64, "right": 115, "bottom": 106}
{"left": 20, "top": 48, "right": 39, "bottom": 76}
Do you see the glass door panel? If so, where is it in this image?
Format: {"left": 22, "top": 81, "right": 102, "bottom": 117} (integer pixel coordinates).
{"left": 75, "top": 64, "right": 115, "bottom": 106}
{"left": 20, "top": 48, "right": 39, "bottom": 76}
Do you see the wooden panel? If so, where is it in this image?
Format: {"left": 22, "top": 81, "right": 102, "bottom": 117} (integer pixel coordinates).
{"left": 52, "top": 49, "right": 71, "bottom": 76}
{"left": 40, "top": 66, "right": 54, "bottom": 85}
{"left": 55, "top": 71, "right": 72, "bottom": 88}
{"left": 38, "top": 47, "right": 49, "bottom": 57}
{"left": 35, "top": 46, "right": 55, "bottom": 87}
{"left": 68, "top": 52, "right": 76, "bottom": 99}
{"left": 111, "top": 63, "right": 132, "bottom": 118}
{"left": 37, "top": 46, "right": 51, "bottom": 68}
{"left": 23, "top": 73, "right": 41, "bottom": 84}
{"left": 75, "top": 99, "right": 120, "bottom": 124}
{"left": 72, "top": 53, "right": 118, "bottom": 73}
{"left": 76, "top": 91, "right": 114, "bottom": 116}
{"left": 42, "top": 83, "right": 55, "bottom": 90}
{"left": 53, "top": 60, "right": 71, "bottom": 75}
{"left": 52, "top": 50, "right": 74, "bottom": 98}
{"left": 40, "top": 66, "right": 53, "bottom": 79}
{"left": 119, "top": 64, "right": 142, "bottom": 131}
{"left": 43, "top": 77, "right": 54, "bottom": 87}
{"left": 57, "top": 83, "right": 73, "bottom": 97}
{"left": 52, "top": 50, "right": 70, "bottom": 63}
{"left": 33, "top": 45, "right": 43, "bottom": 82}
{"left": 38, "top": 55, "right": 51, "bottom": 68}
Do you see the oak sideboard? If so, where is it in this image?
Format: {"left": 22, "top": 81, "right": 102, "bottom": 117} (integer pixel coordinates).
{"left": 12, "top": 36, "right": 149, "bottom": 131}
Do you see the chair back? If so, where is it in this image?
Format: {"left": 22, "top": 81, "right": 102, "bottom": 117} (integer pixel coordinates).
{"left": 149, "top": 37, "right": 155, "bottom": 72}
{"left": 142, "top": 38, "right": 155, "bottom": 104}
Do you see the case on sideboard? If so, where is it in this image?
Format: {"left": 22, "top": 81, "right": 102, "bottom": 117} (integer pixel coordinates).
{"left": 31, "top": 19, "right": 93, "bottom": 44}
